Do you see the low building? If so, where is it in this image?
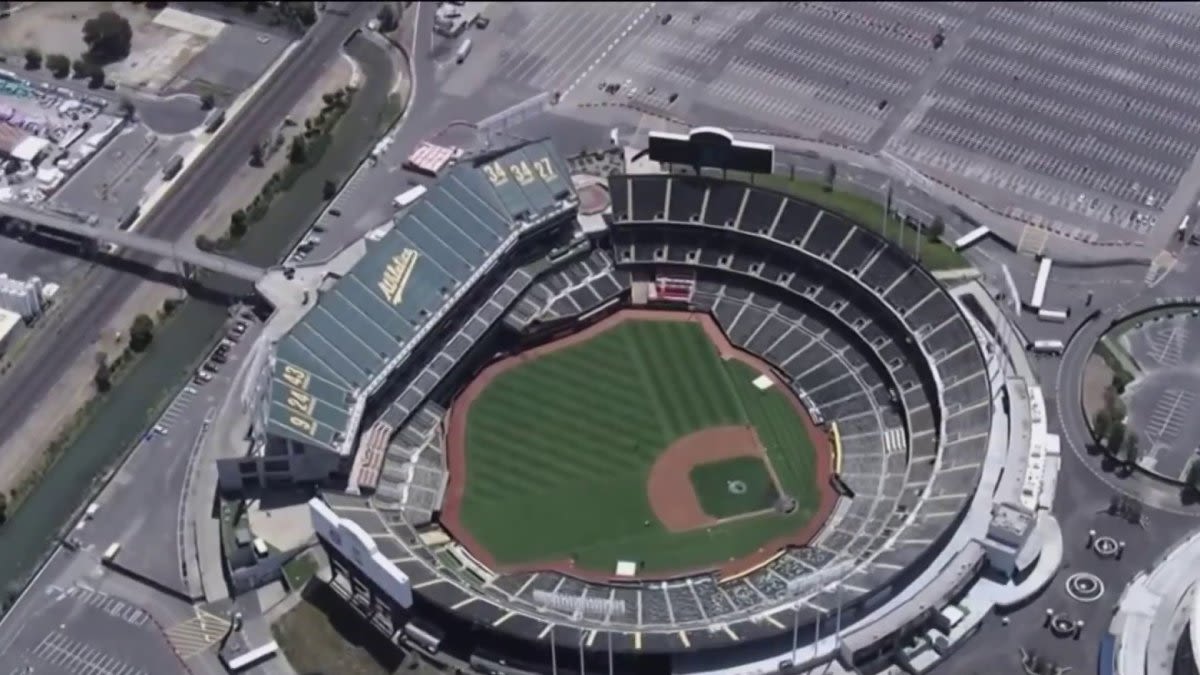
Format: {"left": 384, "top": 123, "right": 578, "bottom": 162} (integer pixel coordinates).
{"left": 0, "top": 308, "right": 22, "bottom": 356}
{"left": 0, "top": 274, "right": 45, "bottom": 319}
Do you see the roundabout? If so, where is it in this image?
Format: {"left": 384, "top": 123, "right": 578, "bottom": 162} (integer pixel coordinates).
{"left": 1055, "top": 297, "right": 1200, "bottom": 516}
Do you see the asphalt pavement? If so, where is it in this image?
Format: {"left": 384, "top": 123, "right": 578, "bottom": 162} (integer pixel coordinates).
{"left": 74, "top": 314, "right": 259, "bottom": 599}
{"left": 0, "top": 4, "right": 379, "bottom": 460}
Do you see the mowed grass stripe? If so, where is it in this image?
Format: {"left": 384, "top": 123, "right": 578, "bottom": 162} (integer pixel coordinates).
{"left": 474, "top": 391, "right": 656, "bottom": 478}
{"left": 675, "top": 327, "right": 746, "bottom": 425}
{"left": 642, "top": 325, "right": 713, "bottom": 434}
{"left": 634, "top": 323, "right": 729, "bottom": 436}
{"left": 465, "top": 468, "right": 652, "bottom": 563}
{"left": 618, "top": 325, "right": 677, "bottom": 441}
{"left": 467, "top": 416, "right": 629, "bottom": 491}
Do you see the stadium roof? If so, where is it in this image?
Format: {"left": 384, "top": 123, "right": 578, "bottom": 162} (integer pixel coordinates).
{"left": 266, "top": 139, "right": 576, "bottom": 452}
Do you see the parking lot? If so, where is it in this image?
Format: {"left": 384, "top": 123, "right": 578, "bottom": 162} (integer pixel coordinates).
{"left": 50, "top": 124, "right": 188, "bottom": 228}
{"left": 1122, "top": 313, "right": 1200, "bottom": 482}
{"left": 0, "top": 72, "right": 124, "bottom": 205}
{"left": 0, "top": 559, "right": 188, "bottom": 675}
{"left": 569, "top": 3, "right": 973, "bottom": 144}
{"left": 887, "top": 2, "right": 1200, "bottom": 241}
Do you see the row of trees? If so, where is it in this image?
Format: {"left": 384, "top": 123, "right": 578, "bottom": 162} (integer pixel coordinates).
{"left": 24, "top": 49, "right": 107, "bottom": 87}
{"left": 93, "top": 313, "right": 157, "bottom": 393}
{"left": 200, "top": 86, "right": 354, "bottom": 251}
{"left": 1091, "top": 364, "right": 1141, "bottom": 472}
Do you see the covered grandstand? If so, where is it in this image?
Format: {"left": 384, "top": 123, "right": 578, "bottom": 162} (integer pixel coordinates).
{"left": 219, "top": 140, "right": 579, "bottom": 491}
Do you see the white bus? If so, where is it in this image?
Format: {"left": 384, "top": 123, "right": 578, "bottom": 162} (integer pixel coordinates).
{"left": 953, "top": 225, "right": 990, "bottom": 251}
{"left": 393, "top": 185, "right": 427, "bottom": 210}
{"left": 103, "top": 543, "right": 122, "bottom": 562}
{"left": 1037, "top": 308, "right": 1069, "bottom": 323}
{"left": 1028, "top": 339, "right": 1064, "bottom": 355}
{"left": 1030, "top": 257, "right": 1053, "bottom": 310}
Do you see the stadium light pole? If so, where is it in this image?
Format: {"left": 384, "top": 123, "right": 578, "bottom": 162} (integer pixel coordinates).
{"left": 579, "top": 631, "right": 586, "bottom": 675}
{"left": 608, "top": 629, "right": 614, "bottom": 675}
{"left": 833, "top": 581, "right": 844, "bottom": 650}
{"left": 550, "top": 625, "right": 558, "bottom": 675}
{"left": 791, "top": 600, "right": 800, "bottom": 663}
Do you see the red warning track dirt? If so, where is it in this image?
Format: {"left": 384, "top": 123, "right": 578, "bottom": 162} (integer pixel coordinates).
{"left": 442, "top": 309, "right": 838, "bottom": 582}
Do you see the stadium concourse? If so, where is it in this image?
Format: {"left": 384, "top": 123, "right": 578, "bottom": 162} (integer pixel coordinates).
{"left": 230, "top": 130, "right": 1062, "bottom": 674}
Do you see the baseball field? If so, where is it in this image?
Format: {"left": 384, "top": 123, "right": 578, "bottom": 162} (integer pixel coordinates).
{"left": 444, "top": 310, "right": 836, "bottom": 579}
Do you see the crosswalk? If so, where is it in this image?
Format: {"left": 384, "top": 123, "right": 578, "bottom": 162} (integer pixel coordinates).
{"left": 163, "top": 609, "right": 231, "bottom": 661}
{"left": 883, "top": 428, "right": 906, "bottom": 454}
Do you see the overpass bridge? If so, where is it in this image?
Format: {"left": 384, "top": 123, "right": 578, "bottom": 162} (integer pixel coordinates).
{"left": 0, "top": 201, "right": 268, "bottom": 283}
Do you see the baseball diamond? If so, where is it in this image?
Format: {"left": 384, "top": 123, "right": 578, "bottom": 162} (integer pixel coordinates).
{"left": 443, "top": 309, "right": 836, "bottom": 580}
{"left": 689, "top": 455, "right": 781, "bottom": 521}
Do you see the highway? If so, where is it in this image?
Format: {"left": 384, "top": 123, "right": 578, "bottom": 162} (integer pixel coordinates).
{"left": 0, "top": 4, "right": 378, "bottom": 456}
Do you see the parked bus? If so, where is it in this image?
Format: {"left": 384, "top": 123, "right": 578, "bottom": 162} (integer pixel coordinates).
{"left": 393, "top": 185, "right": 427, "bottom": 209}
{"left": 1030, "top": 257, "right": 1053, "bottom": 310}
{"left": 1037, "top": 308, "right": 1069, "bottom": 323}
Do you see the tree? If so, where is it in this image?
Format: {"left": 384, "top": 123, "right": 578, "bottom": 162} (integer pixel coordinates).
{"left": 82, "top": 10, "right": 134, "bottom": 64}
{"left": 45, "top": 53, "right": 71, "bottom": 79}
{"left": 1122, "top": 433, "right": 1140, "bottom": 468}
{"left": 129, "top": 313, "right": 155, "bottom": 353}
{"left": 93, "top": 353, "right": 112, "bottom": 393}
{"left": 322, "top": 179, "right": 337, "bottom": 200}
{"left": 24, "top": 48, "right": 42, "bottom": 71}
{"left": 118, "top": 97, "right": 136, "bottom": 121}
{"left": 284, "top": 2, "right": 318, "bottom": 27}
{"left": 72, "top": 58, "right": 90, "bottom": 79}
{"left": 377, "top": 4, "right": 399, "bottom": 32}
{"left": 288, "top": 136, "right": 308, "bottom": 165}
{"left": 928, "top": 215, "right": 946, "bottom": 240}
{"left": 161, "top": 298, "right": 182, "bottom": 316}
{"left": 1112, "top": 370, "right": 1134, "bottom": 394}
{"left": 195, "top": 234, "right": 215, "bottom": 252}
{"left": 824, "top": 163, "right": 837, "bottom": 192}
{"left": 1106, "top": 419, "right": 1126, "bottom": 454}
{"left": 1092, "top": 408, "right": 1111, "bottom": 443}
{"left": 249, "top": 145, "right": 265, "bottom": 168}
{"left": 200, "top": 93, "right": 216, "bottom": 111}
{"left": 87, "top": 65, "right": 106, "bottom": 90}
{"left": 1186, "top": 460, "right": 1200, "bottom": 494}
{"left": 230, "top": 210, "right": 248, "bottom": 238}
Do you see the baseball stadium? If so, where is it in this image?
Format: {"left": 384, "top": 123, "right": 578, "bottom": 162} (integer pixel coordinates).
{"left": 252, "top": 130, "right": 1042, "bottom": 674}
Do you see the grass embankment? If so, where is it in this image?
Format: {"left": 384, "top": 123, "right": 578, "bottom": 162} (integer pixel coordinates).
{"left": 1, "top": 299, "right": 181, "bottom": 525}
{"left": 725, "top": 170, "right": 969, "bottom": 271}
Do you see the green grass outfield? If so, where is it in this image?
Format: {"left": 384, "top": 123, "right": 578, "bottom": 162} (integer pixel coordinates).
{"left": 689, "top": 456, "right": 779, "bottom": 520}
{"left": 460, "top": 319, "right": 821, "bottom": 574}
